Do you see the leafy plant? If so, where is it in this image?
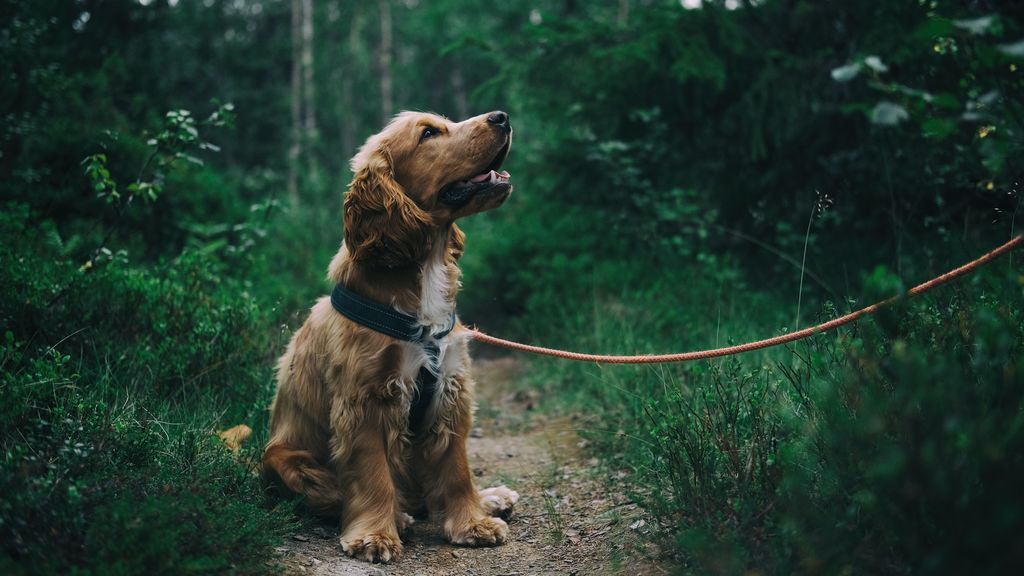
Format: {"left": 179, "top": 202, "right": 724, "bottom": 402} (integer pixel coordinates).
{"left": 77, "top": 102, "right": 234, "bottom": 275}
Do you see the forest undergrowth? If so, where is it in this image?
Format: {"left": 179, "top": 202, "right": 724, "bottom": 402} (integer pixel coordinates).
{"left": 3, "top": 1, "right": 1023, "bottom": 574}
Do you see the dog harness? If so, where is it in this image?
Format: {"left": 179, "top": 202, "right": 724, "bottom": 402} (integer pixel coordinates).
{"left": 330, "top": 283, "right": 456, "bottom": 434}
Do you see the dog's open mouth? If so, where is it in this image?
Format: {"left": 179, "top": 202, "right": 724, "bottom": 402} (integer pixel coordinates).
{"left": 439, "top": 141, "right": 512, "bottom": 206}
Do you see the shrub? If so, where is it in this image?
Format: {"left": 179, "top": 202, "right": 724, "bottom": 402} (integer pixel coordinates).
{"left": 0, "top": 204, "right": 293, "bottom": 575}
{"left": 633, "top": 268, "right": 1024, "bottom": 574}
{"left": 775, "top": 274, "right": 1024, "bottom": 574}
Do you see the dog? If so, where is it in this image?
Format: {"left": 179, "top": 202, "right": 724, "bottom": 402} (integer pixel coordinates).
{"left": 262, "top": 110, "right": 519, "bottom": 563}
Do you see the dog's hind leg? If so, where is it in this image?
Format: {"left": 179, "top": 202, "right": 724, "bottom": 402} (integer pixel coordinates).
{"left": 262, "top": 443, "right": 343, "bottom": 516}
{"left": 263, "top": 320, "right": 344, "bottom": 514}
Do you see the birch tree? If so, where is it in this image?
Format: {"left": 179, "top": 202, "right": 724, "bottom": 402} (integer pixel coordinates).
{"left": 301, "top": 0, "right": 317, "bottom": 182}
{"left": 287, "top": 0, "right": 302, "bottom": 204}
{"left": 378, "top": 0, "right": 393, "bottom": 125}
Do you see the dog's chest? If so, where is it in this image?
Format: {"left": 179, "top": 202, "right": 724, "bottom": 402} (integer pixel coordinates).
{"left": 395, "top": 237, "right": 468, "bottom": 426}
{"left": 397, "top": 334, "right": 467, "bottom": 381}
{"left": 417, "top": 237, "right": 457, "bottom": 328}
{"left": 396, "top": 333, "right": 468, "bottom": 426}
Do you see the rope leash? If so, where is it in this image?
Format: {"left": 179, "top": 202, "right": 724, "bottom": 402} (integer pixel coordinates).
{"left": 468, "top": 235, "right": 1023, "bottom": 364}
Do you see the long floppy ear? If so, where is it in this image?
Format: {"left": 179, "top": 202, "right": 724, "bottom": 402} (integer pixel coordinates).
{"left": 446, "top": 223, "right": 466, "bottom": 266}
{"left": 343, "top": 152, "right": 433, "bottom": 269}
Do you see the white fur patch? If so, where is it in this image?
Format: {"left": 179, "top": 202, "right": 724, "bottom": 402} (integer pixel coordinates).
{"left": 397, "top": 328, "right": 471, "bottom": 432}
{"left": 397, "top": 341, "right": 430, "bottom": 385}
{"left": 418, "top": 237, "right": 455, "bottom": 331}
{"left": 395, "top": 234, "right": 471, "bottom": 432}
{"left": 479, "top": 485, "right": 520, "bottom": 517}
{"left": 440, "top": 330, "right": 471, "bottom": 376}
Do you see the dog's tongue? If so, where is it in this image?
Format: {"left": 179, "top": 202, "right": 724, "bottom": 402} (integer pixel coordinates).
{"left": 470, "top": 170, "right": 512, "bottom": 183}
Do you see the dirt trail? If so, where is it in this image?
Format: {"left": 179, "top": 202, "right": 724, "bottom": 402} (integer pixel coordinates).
{"left": 275, "top": 357, "right": 669, "bottom": 576}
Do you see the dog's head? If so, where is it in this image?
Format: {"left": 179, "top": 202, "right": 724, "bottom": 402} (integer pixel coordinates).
{"left": 344, "top": 111, "right": 513, "bottom": 268}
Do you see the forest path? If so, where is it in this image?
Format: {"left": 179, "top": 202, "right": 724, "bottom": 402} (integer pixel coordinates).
{"left": 276, "top": 357, "right": 669, "bottom": 576}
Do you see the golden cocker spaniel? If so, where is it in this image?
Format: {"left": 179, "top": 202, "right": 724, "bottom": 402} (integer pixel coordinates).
{"left": 263, "top": 110, "right": 519, "bottom": 563}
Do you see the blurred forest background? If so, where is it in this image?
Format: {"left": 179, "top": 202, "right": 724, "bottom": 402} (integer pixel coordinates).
{"left": 2, "top": 0, "right": 1023, "bottom": 574}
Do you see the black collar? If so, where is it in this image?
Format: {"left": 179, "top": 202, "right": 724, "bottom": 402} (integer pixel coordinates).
{"left": 330, "top": 282, "right": 456, "bottom": 434}
{"left": 330, "top": 282, "right": 455, "bottom": 342}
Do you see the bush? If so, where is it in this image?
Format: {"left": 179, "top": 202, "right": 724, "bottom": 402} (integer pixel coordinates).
{"left": 774, "top": 274, "right": 1024, "bottom": 574}
{"left": 0, "top": 204, "right": 293, "bottom": 575}
{"left": 626, "top": 267, "right": 1024, "bottom": 574}
{"left": 493, "top": 215, "right": 1024, "bottom": 574}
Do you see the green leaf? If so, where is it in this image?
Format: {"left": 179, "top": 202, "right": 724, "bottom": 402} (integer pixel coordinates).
{"left": 870, "top": 102, "right": 909, "bottom": 126}
{"left": 921, "top": 118, "right": 957, "bottom": 139}
{"left": 932, "top": 93, "right": 961, "bottom": 110}
{"left": 979, "top": 135, "right": 1008, "bottom": 174}
{"left": 953, "top": 15, "right": 998, "bottom": 36}
{"left": 998, "top": 39, "right": 1024, "bottom": 58}
{"left": 864, "top": 56, "right": 888, "bottom": 73}
{"left": 830, "top": 62, "right": 861, "bottom": 82}
{"left": 178, "top": 153, "right": 204, "bottom": 166}
{"left": 914, "top": 17, "right": 955, "bottom": 40}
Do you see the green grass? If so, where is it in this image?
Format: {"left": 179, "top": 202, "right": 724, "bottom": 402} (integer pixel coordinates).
{"left": 0, "top": 204, "right": 297, "bottom": 575}
{"left": 7, "top": 184, "right": 1021, "bottom": 575}
{"left": 469, "top": 233, "right": 1024, "bottom": 574}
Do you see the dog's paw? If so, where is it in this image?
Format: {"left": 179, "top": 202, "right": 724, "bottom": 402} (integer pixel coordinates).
{"left": 395, "top": 511, "right": 415, "bottom": 533}
{"left": 339, "top": 531, "right": 403, "bottom": 563}
{"left": 446, "top": 516, "right": 508, "bottom": 547}
{"left": 479, "top": 485, "right": 519, "bottom": 519}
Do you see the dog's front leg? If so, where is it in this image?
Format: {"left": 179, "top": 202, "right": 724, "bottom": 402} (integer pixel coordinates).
{"left": 417, "top": 375, "right": 509, "bottom": 546}
{"left": 336, "top": 405, "right": 405, "bottom": 563}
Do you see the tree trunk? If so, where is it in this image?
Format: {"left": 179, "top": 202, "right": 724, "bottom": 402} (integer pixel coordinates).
{"left": 378, "top": 0, "right": 393, "bottom": 125}
{"left": 301, "top": 0, "right": 317, "bottom": 182}
{"left": 287, "top": 0, "right": 302, "bottom": 205}
{"left": 341, "top": 5, "right": 362, "bottom": 165}
{"left": 451, "top": 66, "right": 468, "bottom": 120}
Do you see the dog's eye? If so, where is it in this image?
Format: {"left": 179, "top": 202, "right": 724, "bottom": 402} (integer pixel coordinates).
{"left": 420, "top": 126, "right": 439, "bottom": 141}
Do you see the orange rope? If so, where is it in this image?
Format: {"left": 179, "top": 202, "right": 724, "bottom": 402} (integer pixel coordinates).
{"left": 468, "top": 235, "right": 1023, "bottom": 364}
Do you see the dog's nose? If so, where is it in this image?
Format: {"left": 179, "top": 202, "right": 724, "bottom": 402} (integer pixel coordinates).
{"left": 487, "top": 110, "right": 510, "bottom": 132}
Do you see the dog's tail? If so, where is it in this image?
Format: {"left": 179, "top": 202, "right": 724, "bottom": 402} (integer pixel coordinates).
{"left": 262, "top": 443, "right": 344, "bottom": 516}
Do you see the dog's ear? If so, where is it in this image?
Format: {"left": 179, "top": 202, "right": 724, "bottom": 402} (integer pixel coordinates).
{"left": 344, "top": 150, "right": 433, "bottom": 269}
{"left": 446, "top": 223, "right": 466, "bottom": 265}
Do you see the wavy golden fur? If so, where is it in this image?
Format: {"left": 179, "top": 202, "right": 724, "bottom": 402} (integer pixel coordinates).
{"left": 262, "top": 111, "right": 518, "bottom": 563}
